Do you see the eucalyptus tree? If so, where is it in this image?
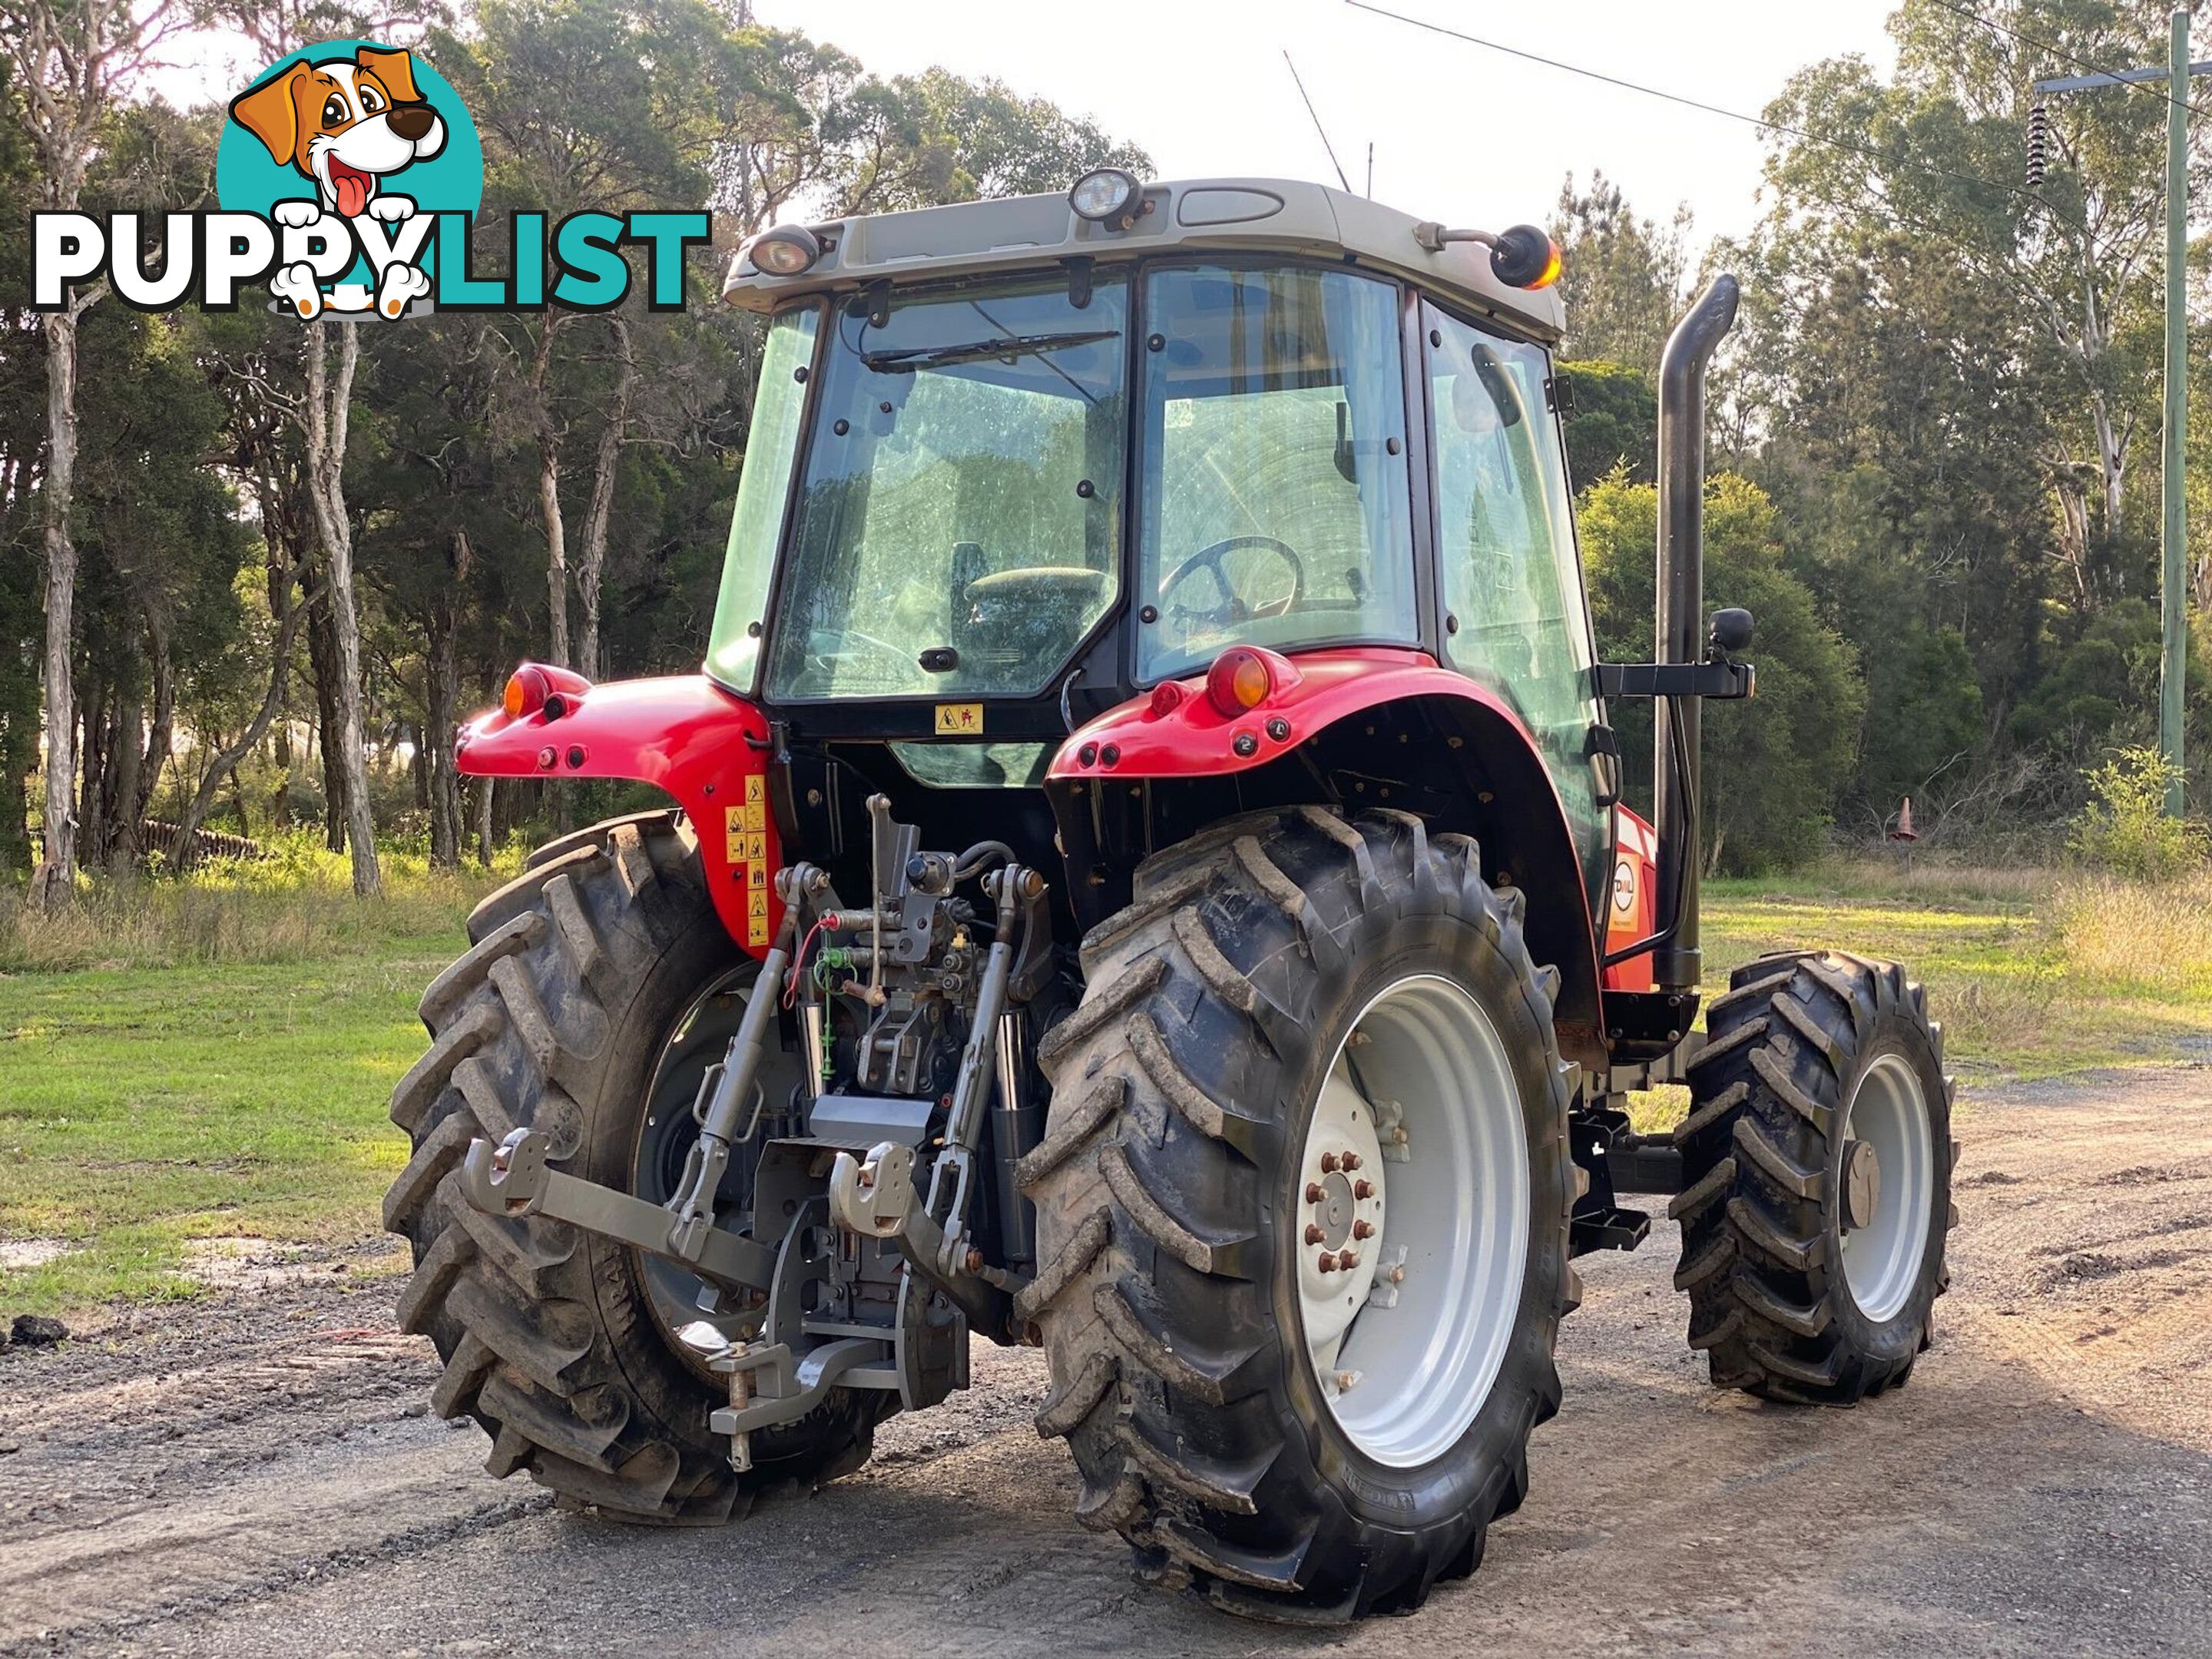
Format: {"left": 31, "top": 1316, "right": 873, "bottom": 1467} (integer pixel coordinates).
{"left": 1759, "top": 0, "right": 2204, "bottom": 610}
{"left": 1549, "top": 171, "right": 1693, "bottom": 379}
{"left": 435, "top": 0, "right": 726, "bottom": 673}
{"left": 2, "top": 0, "right": 207, "bottom": 906}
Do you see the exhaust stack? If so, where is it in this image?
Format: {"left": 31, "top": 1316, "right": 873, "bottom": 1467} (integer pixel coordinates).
{"left": 1650, "top": 275, "right": 1740, "bottom": 995}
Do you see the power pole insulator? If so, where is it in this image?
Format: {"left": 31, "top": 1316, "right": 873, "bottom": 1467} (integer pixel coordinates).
{"left": 2026, "top": 101, "right": 2049, "bottom": 187}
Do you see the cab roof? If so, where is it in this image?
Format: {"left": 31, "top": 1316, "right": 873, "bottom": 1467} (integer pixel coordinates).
{"left": 720, "top": 177, "right": 1565, "bottom": 340}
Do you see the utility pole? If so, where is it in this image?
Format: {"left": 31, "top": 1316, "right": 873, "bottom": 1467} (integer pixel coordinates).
{"left": 2033, "top": 9, "right": 2207, "bottom": 816}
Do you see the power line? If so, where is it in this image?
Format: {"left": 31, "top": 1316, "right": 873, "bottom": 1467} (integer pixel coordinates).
{"left": 1283, "top": 51, "right": 1353, "bottom": 195}
{"left": 1922, "top": 0, "right": 2206, "bottom": 118}
{"left": 1343, "top": 0, "right": 2043, "bottom": 209}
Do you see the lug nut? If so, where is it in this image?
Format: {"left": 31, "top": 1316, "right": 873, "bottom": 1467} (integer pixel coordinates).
{"left": 1353, "top": 1220, "right": 1376, "bottom": 1240}
{"left": 1317, "top": 1252, "right": 1339, "bottom": 1273}
{"left": 1341, "top": 1152, "right": 1362, "bottom": 1171}
{"left": 1319, "top": 1152, "right": 1340, "bottom": 1174}
{"left": 1304, "top": 1224, "right": 1326, "bottom": 1245}
{"left": 1306, "top": 1181, "right": 1326, "bottom": 1204}
{"left": 1337, "top": 1249, "right": 1359, "bottom": 1271}
{"left": 1353, "top": 1179, "right": 1376, "bottom": 1200}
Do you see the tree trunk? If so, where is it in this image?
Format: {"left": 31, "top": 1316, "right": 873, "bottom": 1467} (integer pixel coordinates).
{"left": 0, "top": 700, "right": 35, "bottom": 876}
{"left": 475, "top": 775, "right": 496, "bottom": 866}
{"left": 531, "top": 320, "right": 571, "bottom": 667}
{"left": 114, "top": 622, "right": 173, "bottom": 870}
{"left": 263, "top": 485, "right": 299, "bottom": 779}
{"left": 303, "top": 322, "right": 382, "bottom": 899}
{"left": 77, "top": 683, "right": 108, "bottom": 873}
{"left": 30, "top": 306, "right": 81, "bottom": 910}
{"left": 424, "top": 528, "right": 469, "bottom": 870}
{"left": 539, "top": 439, "right": 569, "bottom": 666}
{"left": 575, "top": 314, "right": 635, "bottom": 682}
{"left": 2051, "top": 477, "right": 2092, "bottom": 606}
{"left": 305, "top": 578, "right": 345, "bottom": 848}
{"left": 106, "top": 685, "right": 142, "bottom": 872}
{"left": 171, "top": 569, "right": 306, "bottom": 874}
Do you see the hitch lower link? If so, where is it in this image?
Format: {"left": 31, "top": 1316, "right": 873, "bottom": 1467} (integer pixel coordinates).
{"left": 457, "top": 879, "right": 801, "bottom": 1290}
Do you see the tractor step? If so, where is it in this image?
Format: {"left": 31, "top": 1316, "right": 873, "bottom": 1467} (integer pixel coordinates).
{"left": 1569, "top": 1205, "right": 1652, "bottom": 1254}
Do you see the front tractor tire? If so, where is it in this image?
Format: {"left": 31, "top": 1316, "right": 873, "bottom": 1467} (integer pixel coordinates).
{"left": 382, "top": 811, "right": 876, "bottom": 1522}
{"left": 1671, "top": 950, "right": 1956, "bottom": 1403}
{"left": 1022, "top": 807, "right": 1579, "bottom": 1622}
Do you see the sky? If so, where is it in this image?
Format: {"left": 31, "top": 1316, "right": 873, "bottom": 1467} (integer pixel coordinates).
{"left": 755, "top": 0, "right": 1904, "bottom": 244}
{"left": 158, "top": 1, "right": 1907, "bottom": 247}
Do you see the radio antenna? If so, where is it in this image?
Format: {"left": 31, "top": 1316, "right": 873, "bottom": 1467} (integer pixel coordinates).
{"left": 1283, "top": 51, "right": 1353, "bottom": 194}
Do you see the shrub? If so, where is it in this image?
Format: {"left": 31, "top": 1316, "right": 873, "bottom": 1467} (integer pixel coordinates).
{"left": 0, "top": 831, "right": 512, "bottom": 973}
{"left": 1580, "top": 470, "right": 1866, "bottom": 873}
{"left": 2066, "top": 747, "right": 2206, "bottom": 882}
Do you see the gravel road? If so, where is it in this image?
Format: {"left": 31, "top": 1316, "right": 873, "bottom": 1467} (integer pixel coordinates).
{"left": 3, "top": 1067, "right": 2207, "bottom": 1657}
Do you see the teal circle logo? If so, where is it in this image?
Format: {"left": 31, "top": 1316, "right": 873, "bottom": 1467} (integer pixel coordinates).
{"left": 217, "top": 40, "right": 482, "bottom": 312}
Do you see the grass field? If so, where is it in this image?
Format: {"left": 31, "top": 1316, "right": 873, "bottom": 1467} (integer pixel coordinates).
{"left": 2, "top": 855, "right": 2207, "bottom": 1315}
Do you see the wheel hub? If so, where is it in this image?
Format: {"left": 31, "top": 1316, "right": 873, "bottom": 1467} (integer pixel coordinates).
{"left": 1313, "top": 1169, "right": 1359, "bottom": 1250}
{"left": 1294, "top": 975, "right": 1529, "bottom": 1469}
{"left": 1837, "top": 1051, "right": 1935, "bottom": 1323}
{"left": 1297, "top": 1079, "right": 1386, "bottom": 1362}
{"left": 1840, "top": 1137, "right": 1882, "bottom": 1232}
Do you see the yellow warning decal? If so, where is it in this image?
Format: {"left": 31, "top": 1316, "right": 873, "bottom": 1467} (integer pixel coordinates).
{"left": 728, "top": 785, "right": 774, "bottom": 945}
{"left": 934, "top": 703, "right": 983, "bottom": 736}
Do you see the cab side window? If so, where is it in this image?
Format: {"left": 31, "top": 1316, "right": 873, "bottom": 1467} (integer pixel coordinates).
{"left": 1423, "top": 300, "right": 1605, "bottom": 879}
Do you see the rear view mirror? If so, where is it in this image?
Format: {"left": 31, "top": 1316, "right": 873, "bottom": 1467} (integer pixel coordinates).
{"left": 1708, "top": 608, "right": 1754, "bottom": 656}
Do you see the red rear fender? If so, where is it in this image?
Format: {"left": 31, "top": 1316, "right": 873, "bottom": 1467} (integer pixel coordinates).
{"left": 1048, "top": 647, "right": 1607, "bottom": 1062}
{"left": 456, "top": 673, "right": 778, "bottom": 955}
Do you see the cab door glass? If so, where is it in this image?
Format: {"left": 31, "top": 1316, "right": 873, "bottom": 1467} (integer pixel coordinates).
{"left": 1423, "top": 300, "right": 1606, "bottom": 888}
{"left": 1137, "top": 266, "right": 1417, "bottom": 681}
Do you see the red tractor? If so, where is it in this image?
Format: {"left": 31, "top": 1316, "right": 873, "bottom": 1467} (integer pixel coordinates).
{"left": 388, "top": 170, "right": 1954, "bottom": 1622}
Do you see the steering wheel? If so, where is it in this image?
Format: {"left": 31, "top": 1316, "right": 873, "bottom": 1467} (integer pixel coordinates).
{"left": 1157, "top": 536, "right": 1305, "bottom": 634}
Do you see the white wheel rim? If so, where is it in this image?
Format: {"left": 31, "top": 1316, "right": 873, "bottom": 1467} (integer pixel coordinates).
{"left": 1838, "top": 1051, "right": 1935, "bottom": 1323}
{"left": 1294, "top": 974, "right": 1529, "bottom": 1469}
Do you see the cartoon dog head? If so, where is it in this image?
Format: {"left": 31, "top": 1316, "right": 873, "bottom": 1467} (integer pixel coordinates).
{"left": 230, "top": 47, "right": 446, "bottom": 220}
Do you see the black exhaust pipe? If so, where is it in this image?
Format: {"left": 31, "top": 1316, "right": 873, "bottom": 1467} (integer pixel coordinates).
{"left": 1650, "top": 275, "right": 1740, "bottom": 995}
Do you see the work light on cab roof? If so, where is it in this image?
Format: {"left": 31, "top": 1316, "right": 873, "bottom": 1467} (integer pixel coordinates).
{"left": 1068, "top": 165, "right": 1143, "bottom": 226}
{"left": 742, "top": 222, "right": 822, "bottom": 277}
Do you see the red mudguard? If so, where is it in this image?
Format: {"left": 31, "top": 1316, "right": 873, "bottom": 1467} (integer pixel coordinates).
{"left": 1051, "top": 643, "right": 1598, "bottom": 941}
{"left": 455, "top": 673, "right": 780, "bottom": 956}
{"left": 1049, "top": 645, "right": 1615, "bottom": 1061}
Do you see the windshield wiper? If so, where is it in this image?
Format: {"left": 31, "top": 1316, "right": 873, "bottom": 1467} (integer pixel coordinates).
{"left": 859, "top": 329, "right": 1118, "bottom": 374}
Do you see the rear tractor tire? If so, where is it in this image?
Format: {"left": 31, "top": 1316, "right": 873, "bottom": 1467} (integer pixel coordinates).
{"left": 1671, "top": 949, "right": 1956, "bottom": 1403}
{"left": 1022, "top": 807, "right": 1581, "bottom": 1621}
{"left": 383, "top": 810, "right": 879, "bottom": 1522}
